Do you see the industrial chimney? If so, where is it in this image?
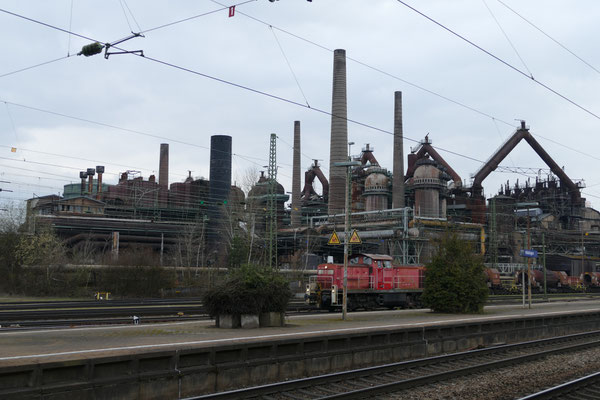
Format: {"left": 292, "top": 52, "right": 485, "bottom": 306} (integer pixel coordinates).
{"left": 86, "top": 168, "right": 95, "bottom": 196}
{"left": 159, "top": 143, "right": 169, "bottom": 208}
{"left": 392, "top": 91, "right": 405, "bottom": 209}
{"left": 291, "top": 121, "right": 301, "bottom": 227}
{"left": 96, "top": 166, "right": 105, "bottom": 200}
{"left": 208, "top": 135, "right": 232, "bottom": 242}
{"left": 328, "top": 49, "right": 348, "bottom": 215}
{"left": 209, "top": 135, "right": 232, "bottom": 205}
{"left": 79, "top": 171, "right": 87, "bottom": 196}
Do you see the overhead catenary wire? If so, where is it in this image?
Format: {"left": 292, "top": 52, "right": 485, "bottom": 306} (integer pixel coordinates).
{"left": 0, "top": 99, "right": 294, "bottom": 186}
{"left": 118, "top": 0, "right": 135, "bottom": 33}
{"left": 394, "top": 0, "right": 600, "bottom": 121}
{"left": 269, "top": 25, "right": 310, "bottom": 108}
{"left": 209, "top": 0, "right": 516, "bottom": 129}
{"left": 0, "top": 144, "right": 189, "bottom": 179}
{"left": 0, "top": 55, "right": 71, "bottom": 79}
{"left": 0, "top": 6, "right": 595, "bottom": 198}
{"left": 0, "top": 156, "right": 258, "bottom": 194}
{"left": 202, "top": 1, "right": 600, "bottom": 181}
{"left": 121, "top": 0, "right": 143, "bottom": 33}
{"left": 4, "top": 102, "right": 20, "bottom": 147}
{"left": 66, "top": 0, "right": 74, "bottom": 56}
{"left": 139, "top": 0, "right": 257, "bottom": 35}
{"left": 495, "top": 0, "right": 600, "bottom": 76}
{"left": 0, "top": 163, "right": 82, "bottom": 180}
{"left": 481, "top": 0, "right": 533, "bottom": 78}
{"left": 0, "top": 170, "right": 83, "bottom": 183}
{"left": 0, "top": 4, "right": 572, "bottom": 175}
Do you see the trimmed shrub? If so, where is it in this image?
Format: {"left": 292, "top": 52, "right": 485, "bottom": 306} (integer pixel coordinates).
{"left": 203, "top": 264, "right": 292, "bottom": 317}
{"left": 421, "top": 232, "right": 488, "bottom": 313}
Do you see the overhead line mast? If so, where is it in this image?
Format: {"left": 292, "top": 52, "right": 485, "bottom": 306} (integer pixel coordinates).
{"left": 267, "top": 133, "right": 278, "bottom": 269}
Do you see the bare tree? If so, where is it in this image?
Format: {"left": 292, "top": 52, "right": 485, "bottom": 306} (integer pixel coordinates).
{"left": 0, "top": 202, "right": 24, "bottom": 233}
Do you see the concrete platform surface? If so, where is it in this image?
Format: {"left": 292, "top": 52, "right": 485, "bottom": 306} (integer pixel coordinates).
{"left": 1, "top": 300, "right": 599, "bottom": 367}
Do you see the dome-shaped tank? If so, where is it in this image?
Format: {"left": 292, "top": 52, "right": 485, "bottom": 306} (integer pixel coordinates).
{"left": 363, "top": 167, "right": 390, "bottom": 211}
{"left": 413, "top": 159, "right": 441, "bottom": 180}
{"left": 247, "top": 172, "right": 289, "bottom": 230}
{"left": 413, "top": 159, "right": 447, "bottom": 218}
{"left": 230, "top": 185, "right": 246, "bottom": 206}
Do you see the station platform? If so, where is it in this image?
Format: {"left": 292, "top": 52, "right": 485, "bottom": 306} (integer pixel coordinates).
{"left": 1, "top": 299, "right": 600, "bottom": 367}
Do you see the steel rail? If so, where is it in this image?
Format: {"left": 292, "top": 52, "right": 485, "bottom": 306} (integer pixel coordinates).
{"left": 185, "top": 330, "right": 600, "bottom": 400}
{"left": 518, "top": 371, "right": 600, "bottom": 399}
{"left": 0, "top": 297, "right": 205, "bottom": 310}
{"left": 0, "top": 300, "right": 319, "bottom": 329}
{"left": 0, "top": 315, "right": 209, "bottom": 331}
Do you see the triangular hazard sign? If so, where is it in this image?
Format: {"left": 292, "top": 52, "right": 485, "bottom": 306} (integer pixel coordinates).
{"left": 328, "top": 231, "right": 341, "bottom": 245}
{"left": 349, "top": 230, "right": 362, "bottom": 244}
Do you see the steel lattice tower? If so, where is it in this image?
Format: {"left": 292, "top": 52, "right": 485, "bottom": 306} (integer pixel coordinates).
{"left": 267, "top": 133, "right": 278, "bottom": 269}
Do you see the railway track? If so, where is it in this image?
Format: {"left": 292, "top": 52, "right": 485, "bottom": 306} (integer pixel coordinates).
{"left": 519, "top": 371, "right": 600, "bottom": 400}
{"left": 185, "top": 330, "right": 600, "bottom": 400}
{"left": 0, "top": 298, "right": 314, "bottom": 329}
{"left": 0, "top": 294, "right": 596, "bottom": 329}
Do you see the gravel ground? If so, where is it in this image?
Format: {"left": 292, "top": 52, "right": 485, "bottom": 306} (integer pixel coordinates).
{"left": 386, "top": 347, "right": 600, "bottom": 400}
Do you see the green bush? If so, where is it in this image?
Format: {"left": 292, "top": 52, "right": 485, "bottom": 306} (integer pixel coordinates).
{"left": 421, "top": 232, "right": 488, "bottom": 313}
{"left": 203, "top": 264, "right": 292, "bottom": 317}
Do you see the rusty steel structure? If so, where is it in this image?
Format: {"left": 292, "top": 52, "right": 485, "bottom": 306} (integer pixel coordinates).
{"left": 405, "top": 136, "right": 462, "bottom": 186}
{"left": 472, "top": 121, "right": 582, "bottom": 204}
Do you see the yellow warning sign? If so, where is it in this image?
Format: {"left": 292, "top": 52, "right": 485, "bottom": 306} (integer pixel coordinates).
{"left": 349, "top": 230, "right": 362, "bottom": 244}
{"left": 328, "top": 231, "right": 341, "bottom": 245}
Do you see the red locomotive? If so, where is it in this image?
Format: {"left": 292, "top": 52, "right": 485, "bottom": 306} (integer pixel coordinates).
{"left": 306, "top": 253, "right": 425, "bottom": 310}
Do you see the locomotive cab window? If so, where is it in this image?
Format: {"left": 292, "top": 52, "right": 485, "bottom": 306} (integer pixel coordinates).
{"left": 363, "top": 257, "right": 372, "bottom": 265}
{"left": 384, "top": 260, "right": 392, "bottom": 268}
{"left": 350, "top": 257, "right": 360, "bottom": 265}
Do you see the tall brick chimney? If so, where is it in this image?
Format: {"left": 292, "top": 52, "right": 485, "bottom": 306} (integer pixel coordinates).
{"left": 291, "top": 121, "right": 301, "bottom": 227}
{"left": 328, "top": 49, "right": 348, "bottom": 215}
{"left": 159, "top": 143, "right": 169, "bottom": 207}
{"left": 392, "top": 91, "right": 405, "bottom": 209}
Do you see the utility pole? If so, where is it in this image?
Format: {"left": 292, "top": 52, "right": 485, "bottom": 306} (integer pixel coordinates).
{"left": 334, "top": 142, "right": 360, "bottom": 321}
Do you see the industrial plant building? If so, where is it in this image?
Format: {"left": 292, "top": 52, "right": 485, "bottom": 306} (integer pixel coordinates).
{"left": 25, "top": 49, "right": 600, "bottom": 278}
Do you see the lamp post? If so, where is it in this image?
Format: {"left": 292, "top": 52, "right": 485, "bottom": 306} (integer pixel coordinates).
{"left": 334, "top": 142, "right": 360, "bottom": 320}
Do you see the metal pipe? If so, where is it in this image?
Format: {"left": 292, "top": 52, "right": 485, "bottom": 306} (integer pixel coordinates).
{"left": 310, "top": 207, "right": 413, "bottom": 228}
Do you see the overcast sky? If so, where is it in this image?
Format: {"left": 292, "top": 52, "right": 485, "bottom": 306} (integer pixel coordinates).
{"left": 1, "top": 0, "right": 600, "bottom": 210}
